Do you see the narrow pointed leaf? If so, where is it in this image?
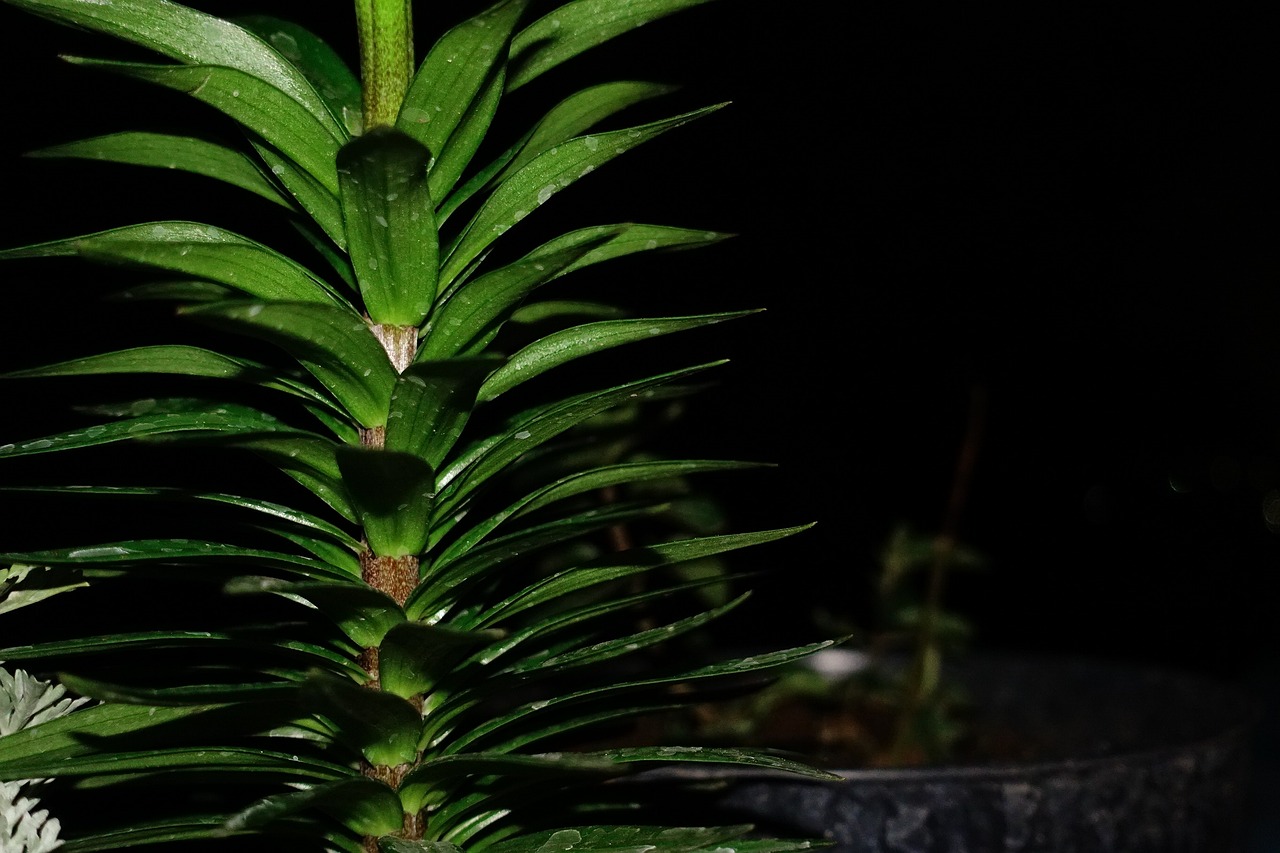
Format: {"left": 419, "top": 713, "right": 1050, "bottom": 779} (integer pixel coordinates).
{"left": 231, "top": 434, "right": 355, "bottom": 522}
{"left": 435, "top": 363, "right": 721, "bottom": 517}
{"left": 183, "top": 301, "right": 396, "bottom": 428}
{"left": 442, "top": 105, "right": 723, "bottom": 285}
{"left": 509, "top": 300, "right": 626, "bottom": 323}
{"left": 234, "top": 14, "right": 363, "bottom": 136}
{"left": 0, "top": 746, "right": 350, "bottom": 781}
{"left": 479, "top": 525, "right": 811, "bottom": 626}
{"left": 66, "top": 57, "right": 342, "bottom": 193}
{"left": 398, "top": 0, "right": 529, "bottom": 189}
{"left": 387, "top": 358, "right": 501, "bottom": 468}
{"left": 422, "top": 241, "right": 606, "bottom": 361}
{"left": 2, "top": 344, "right": 338, "bottom": 409}
{"left": 508, "top": 0, "right": 718, "bottom": 91}
{"left": 301, "top": 671, "right": 421, "bottom": 766}
{"left": 28, "top": 131, "right": 293, "bottom": 207}
{"left": 0, "top": 539, "right": 351, "bottom": 582}
{"left": 109, "top": 279, "right": 234, "bottom": 303}
{"left": 253, "top": 140, "right": 348, "bottom": 249}
{"left": 378, "top": 621, "right": 501, "bottom": 699}
{"left": 481, "top": 311, "right": 754, "bottom": 401}
{"left": 0, "top": 704, "right": 207, "bottom": 776}
{"left": 409, "top": 503, "right": 667, "bottom": 620}
{"left": 5, "top": 0, "right": 344, "bottom": 135}
{"left": 594, "top": 745, "right": 837, "bottom": 780}
{"left": 513, "top": 593, "right": 750, "bottom": 674}
{"left": 336, "top": 446, "right": 435, "bottom": 558}
{"left": 56, "top": 673, "right": 296, "bottom": 707}
{"left": 0, "top": 409, "right": 289, "bottom": 459}
{"left": 0, "top": 221, "right": 342, "bottom": 305}
{"left": 494, "top": 81, "right": 679, "bottom": 185}
{"left": 453, "top": 638, "right": 836, "bottom": 754}
{"left": 55, "top": 817, "right": 250, "bottom": 851}
{"left": 526, "top": 222, "right": 731, "bottom": 280}
{"left": 227, "top": 777, "right": 403, "bottom": 836}
{"left": 338, "top": 128, "right": 439, "bottom": 325}
{"left": 225, "top": 577, "right": 406, "bottom": 647}
{"left": 398, "top": 753, "right": 618, "bottom": 812}
{"left": 437, "top": 81, "right": 675, "bottom": 222}
{"left": 428, "top": 62, "right": 504, "bottom": 207}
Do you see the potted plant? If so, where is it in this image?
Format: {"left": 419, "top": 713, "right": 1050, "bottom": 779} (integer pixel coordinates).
{"left": 0, "top": 0, "right": 839, "bottom": 850}
{"left": 654, "top": 393, "right": 1260, "bottom": 852}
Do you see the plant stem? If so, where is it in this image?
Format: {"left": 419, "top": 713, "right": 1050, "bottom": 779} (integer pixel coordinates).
{"left": 355, "top": 0, "right": 415, "bottom": 129}
{"left": 888, "top": 383, "right": 986, "bottom": 763}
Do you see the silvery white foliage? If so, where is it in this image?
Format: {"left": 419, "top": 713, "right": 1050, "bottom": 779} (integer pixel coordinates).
{"left": 1, "top": 669, "right": 89, "bottom": 852}
{"left": 0, "top": 669, "right": 89, "bottom": 738}
{"left": 0, "top": 566, "right": 86, "bottom": 617}
{"left": 1, "top": 782, "right": 63, "bottom": 853}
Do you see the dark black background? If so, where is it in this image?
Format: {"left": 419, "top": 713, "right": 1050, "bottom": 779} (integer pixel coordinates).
{"left": 0, "top": 3, "right": 1274, "bottom": 689}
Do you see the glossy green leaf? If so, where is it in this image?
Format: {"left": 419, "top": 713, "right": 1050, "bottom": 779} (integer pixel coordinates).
{"left": 2, "top": 344, "right": 338, "bottom": 408}
{"left": 428, "top": 61, "right": 504, "bottom": 209}
{"left": 387, "top": 358, "right": 501, "bottom": 468}
{"left": 3, "top": 629, "right": 367, "bottom": 681}
{"left": 480, "top": 311, "right": 755, "bottom": 401}
{"left": 478, "top": 525, "right": 812, "bottom": 627}
{"left": 593, "top": 745, "right": 838, "bottom": 780}
{"left": 409, "top": 503, "right": 667, "bottom": 621}
{"left": 398, "top": 0, "right": 528, "bottom": 195}
{"left": 422, "top": 242, "right": 602, "bottom": 361}
{"left": 183, "top": 301, "right": 396, "bottom": 428}
{"left": 495, "top": 81, "right": 679, "bottom": 186}
{"left": 508, "top": 299, "right": 627, "bottom": 324}
{"left": 28, "top": 131, "right": 293, "bottom": 207}
{"left": 397, "top": 752, "right": 616, "bottom": 813}
{"left": 453, "top": 638, "right": 835, "bottom": 754}
{"left": 0, "top": 539, "right": 347, "bottom": 581}
{"left": 56, "top": 817, "right": 251, "bottom": 852}
{"left": 234, "top": 14, "right": 363, "bottom": 136}
{"left": 512, "top": 593, "right": 750, "bottom": 674}
{"left": 338, "top": 128, "right": 438, "bottom": 325}
{"left": 108, "top": 279, "right": 235, "bottom": 303}
{"left": 378, "top": 621, "right": 500, "bottom": 699}
{"left": 252, "top": 140, "right": 347, "bottom": 250}
{"left": 434, "top": 363, "right": 722, "bottom": 519}
{"left": 441, "top": 105, "right": 724, "bottom": 287}
{"left": 6, "top": 0, "right": 344, "bottom": 132}
{"left": 0, "top": 703, "right": 207, "bottom": 776}
{"left": 336, "top": 446, "right": 435, "bottom": 557}
{"left": 526, "top": 222, "right": 731, "bottom": 280}
{"left": 488, "top": 824, "right": 753, "bottom": 853}
{"left": 460, "top": 575, "right": 735, "bottom": 671}
{"left": 0, "top": 745, "right": 349, "bottom": 782}
{"left": 225, "top": 577, "right": 405, "bottom": 647}
{"left": 0, "top": 221, "right": 342, "bottom": 305}
{"left": 231, "top": 433, "right": 355, "bottom": 523}
{"left": 226, "top": 777, "right": 403, "bottom": 836}
{"left": 57, "top": 673, "right": 296, "bottom": 707}
{"left": 508, "top": 0, "right": 718, "bottom": 91}
{"left": 67, "top": 56, "right": 340, "bottom": 193}
{"left": 301, "top": 671, "right": 421, "bottom": 766}
{"left": 0, "top": 408, "right": 289, "bottom": 459}
{"left": 256, "top": 526, "right": 361, "bottom": 575}
{"left": 437, "top": 81, "right": 674, "bottom": 222}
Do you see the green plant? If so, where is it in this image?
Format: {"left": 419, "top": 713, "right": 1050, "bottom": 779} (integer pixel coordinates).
{"left": 0, "top": 1, "right": 835, "bottom": 850}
